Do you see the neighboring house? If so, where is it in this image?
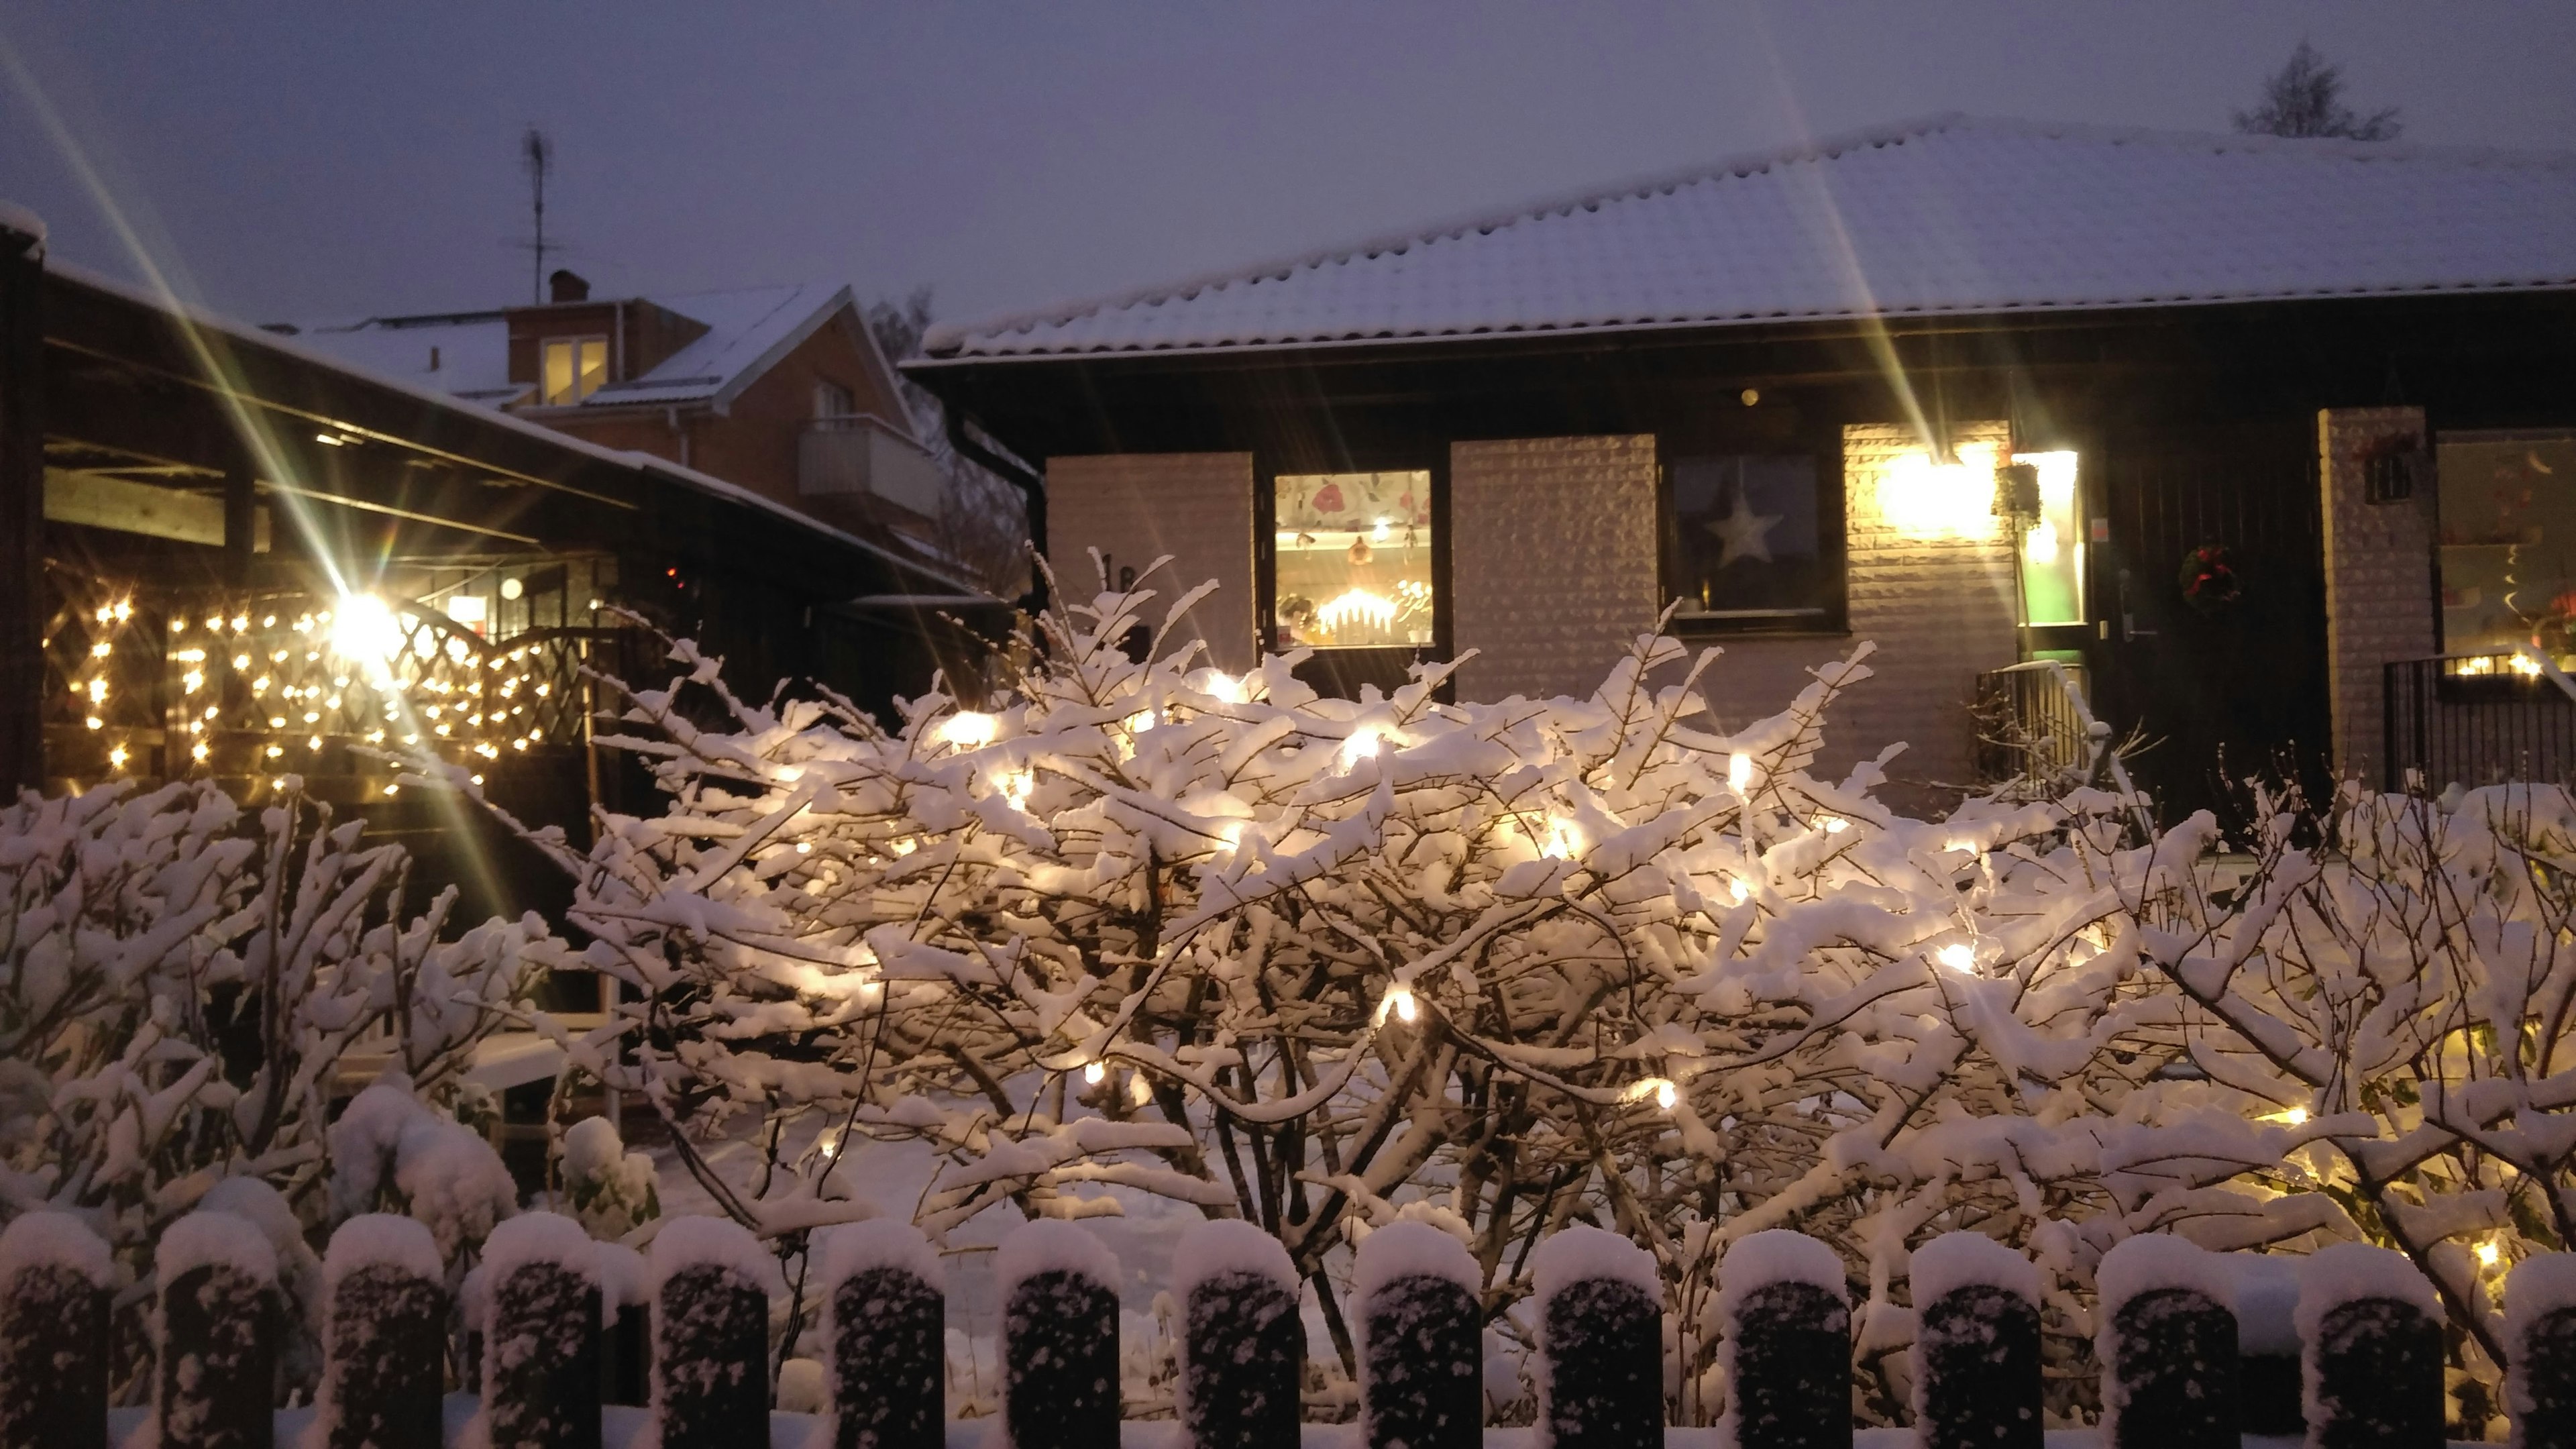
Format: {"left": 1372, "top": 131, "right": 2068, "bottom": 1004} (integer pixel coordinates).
{"left": 907, "top": 115, "right": 2576, "bottom": 820}
{"left": 279, "top": 269, "right": 955, "bottom": 564}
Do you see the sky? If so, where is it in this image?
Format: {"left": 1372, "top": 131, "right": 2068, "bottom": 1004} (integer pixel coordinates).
{"left": 3, "top": 2, "right": 2571, "bottom": 336}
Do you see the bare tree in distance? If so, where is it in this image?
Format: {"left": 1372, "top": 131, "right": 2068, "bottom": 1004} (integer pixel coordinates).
{"left": 869, "top": 286, "right": 1032, "bottom": 598}
{"left": 2233, "top": 41, "right": 2402, "bottom": 141}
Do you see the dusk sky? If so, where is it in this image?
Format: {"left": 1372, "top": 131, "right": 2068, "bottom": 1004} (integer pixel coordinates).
{"left": 5, "top": 3, "right": 2571, "bottom": 337}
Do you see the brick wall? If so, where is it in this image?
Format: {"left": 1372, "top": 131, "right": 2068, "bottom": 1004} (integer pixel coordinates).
{"left": 1045, "top": 453, "right": 1257, "bottom": 672}
{"left": 1448, "top": 435, "right": 1662, "bottom": 702}
{"left": 1700, "top": 423, "right": 2019, "bottom": 792}
{"left": 2318, "top": 407, "right": 2434, "bottom": 783}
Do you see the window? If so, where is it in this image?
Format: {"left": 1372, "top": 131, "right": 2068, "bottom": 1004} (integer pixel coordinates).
{"left": 2438, "top": 429, "right": 2576, "bottom": 659}
{"left": 1664, "top": 455, "right": 1829, "bottom": 630}
{"left": 1273, "top": 471, "right": 1434, "bottom": 649}
{"left": 541, "top": 336, "right": 609, "bottom": 405}
{"left": 814, "top": 380, "right": 856, "bottom": 419}
{"left": 2012, "top": 451, "right": 2084, "bottom": 627}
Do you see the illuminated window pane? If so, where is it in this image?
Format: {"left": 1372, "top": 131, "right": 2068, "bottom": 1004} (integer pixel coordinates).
{"left": 541, "top": 339, "right": 576, "bottom": 405}
{"left": 2438, "top": 430, "right": 2576, "bottom": 657}
{"left": 1273, "top": 471, "right": 1434, "bottom": 649}
{"left": 541, "top": 337, "right": 609, "bottom": 405}
{"left": 577, "top": 339, "right": 609, "bottom": 400}
{"left": 2014, "top": 451, "right": 2084, "bottom": 626}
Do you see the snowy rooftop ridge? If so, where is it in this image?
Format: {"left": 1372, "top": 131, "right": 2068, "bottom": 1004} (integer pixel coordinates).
{"left": 920, "top": 113, "right": 2576, "bottom": 362}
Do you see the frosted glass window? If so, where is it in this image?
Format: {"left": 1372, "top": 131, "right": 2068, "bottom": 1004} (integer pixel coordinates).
{"left": 2014, "top": 451, "right": 2084, "bottom": 627}
{"left": 1273, "top": 471, "right": 1434, "bottom": 649}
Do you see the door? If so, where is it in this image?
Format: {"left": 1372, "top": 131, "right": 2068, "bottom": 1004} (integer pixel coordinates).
{"left": 2088, "top": 417, "right": 2332, "bottom": 828}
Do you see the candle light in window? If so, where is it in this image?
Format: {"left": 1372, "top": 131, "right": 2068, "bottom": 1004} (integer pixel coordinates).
{"left": 1316, "top": 587, "right": 1397, "bottom": 635}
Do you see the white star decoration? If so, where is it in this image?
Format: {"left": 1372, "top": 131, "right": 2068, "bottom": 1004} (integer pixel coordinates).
{"left": 1707, "top": 488, "right": 1782, "bottom": 569}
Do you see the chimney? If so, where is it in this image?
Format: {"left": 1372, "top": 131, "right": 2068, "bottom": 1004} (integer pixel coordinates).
{"left": 549, "top": 269, "right": 591, "bottom": 303}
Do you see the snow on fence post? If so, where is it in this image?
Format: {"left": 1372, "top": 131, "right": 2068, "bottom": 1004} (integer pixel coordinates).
{"left": 313, "top": 1215, "right": 447, "bottom": 1449}
{"left": 1354, "top": 1222, "right": 1485, "bottom": 1449}
{"left": 1173, "top": 1220, "right": 1303, "bottom": 1449}
{"left": 1717, "top": 1230, "right": 1851, "bottom": 1449}
{"left": 2095, "top": 1234, "right": 2236, "bottom": 1449}
{"left": 1530, "top": 1224, "right": 1663, "bottom": 1449}
{"left": 2228, "top": 1254, "right": 2304, "bottom": 1438}
{"left": 649, "top": 1216, "right": 784, "bottom": 1449}
{"left": 0, "top": 1211, "right": 113, "bottom": 1449}
{"left": 154, "top": 1210, "right": 280, "bottom": 1449}
{"left": 597, "top": 1244, "right": 649, "bottom": 1407}
{"left": 2296, "top": 1243, "right": 2445, "bottom": 1449}
{"left": 476, "top": 1212, "right": 604, "bottom": 1449}
{"left": 2508, "top": 1255, "right": 2576, "bottom": 1448}
{"left": 1907, "top": 1232, "right": 2042, "bottom": 1449}
{"left": 999, "top": 1220, "right": 1124, "bottom": 1449}
{"left": 820, "top": 1220, "right": 946, "bottom": 1449}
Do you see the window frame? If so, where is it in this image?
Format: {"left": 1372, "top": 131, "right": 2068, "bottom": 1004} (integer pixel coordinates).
{"left": 2432, "top": 424, "right": 2576, "bottom": 661}
{"left": 1655, "top": 422, "right": 1848, "bottom": 639}
{"left": 1254, "top": 451, "right": 1452, "bottom": 696}
{"left": 540, "top": 334, "right": 610, "bottom": 407}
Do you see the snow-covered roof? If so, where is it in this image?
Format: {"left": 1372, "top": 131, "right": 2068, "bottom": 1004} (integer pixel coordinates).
{"left": 920, "top": 115, "right": 2576, "bottom": 362}
{"left": 288, "top": 282, "right": 860, "bottom": 413}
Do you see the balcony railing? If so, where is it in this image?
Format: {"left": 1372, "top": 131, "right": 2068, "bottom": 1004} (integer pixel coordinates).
{"left": 2382, "top": 650, "right": 2576, "bottom": 791}
{"left": 798, "top": 414, "right": 947, "bottom": 516}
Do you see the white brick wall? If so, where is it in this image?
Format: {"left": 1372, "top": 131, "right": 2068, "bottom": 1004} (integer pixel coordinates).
{"left": 1045, "top": 453, "right": 1257, "bottom": 672}
{"left": 1449, "top": 435, "right": 1662, "bottom": 702}
{"left": 2318, "top": 407, "right": 2433, "bottom": 782}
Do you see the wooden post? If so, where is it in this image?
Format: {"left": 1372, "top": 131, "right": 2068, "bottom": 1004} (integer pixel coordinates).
{"left": 2298, "top": 1244, "right": 2443, "bottom": 1449}
{"left": 1909, "top": 1232, "right": 2042, "bottom": 1449}
{"left": 1174, "top": 1220, "right": 1302, "bottom": 1449}
{"left": 999, "top": 1220, "right": 1122, "bottom": 1449}
{"left": 2095, "top": 1235, "right": 2236, "bottom": 1449}
{"left": 315, "top": 1215, "right": 446, "bottom": 1449}
{"left": 649, "top": 1217, "right": 778, "bottom": 1449}
{"left": 1355, "top": 1222, "right": 1484, "bottom": 1449}
{"left": 1531, "top": 1224, "right": 1662, "bottom": 1449}
{"left": 0, "top": 207, "right": 44, "bottom": 793}
{"left": 1719, "top": 1231, "right": 1851, "bottom": 1449}
{"left": 2508, "top": 1255, "right": 2576, "bottom": 1449}
{"left": 0, "top": 1211, "right": 112, "bottom": 1449}
{"left": 821, "top": 1221, "right": 945, "bottom": 1449}
{"left": 154, "top": 1210, "right": 279, "bottom": 1449}
{"left": 480, "top": 1212, "right": 603, "bottom": 1449}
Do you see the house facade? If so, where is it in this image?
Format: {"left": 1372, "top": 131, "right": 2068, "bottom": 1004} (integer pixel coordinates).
{"left": 908, "top": 116, "right": 2576, "bottom": 822}
{"left": 280, "top": 270, "right": 957, "bottom": 566}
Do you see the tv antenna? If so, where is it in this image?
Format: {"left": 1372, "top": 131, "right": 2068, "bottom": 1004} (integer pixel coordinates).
{"left": 521, "top": 127, "right": 554, "bottom": 302}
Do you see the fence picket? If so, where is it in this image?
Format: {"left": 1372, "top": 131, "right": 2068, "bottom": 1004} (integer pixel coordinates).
{"left": 479, "top": 1212, "right": 604, "bottom": 1449}
{"left": 648, "top": 1217, "right": 778, "bottom": 1449}
{"left": 155, "top": 1210, "right": 280, "bottom": 1449}
{"left": 822, "top": 1221, "right": 947, "bottom": 1449}
{"left": 0, "top": 1212, "right": 112, "bottom": 1449}
{"left": 1532, "top": 1225, "right": 1662, "bottom": 1449}
{"left": 1720, "top": 1230, "right": 1851, "bottom": 1449}
{"left": 1355, "top": 1222, "right": 1485, "bottom": 1449}
{"left": 1000, "top": 1220, "right": 1123, "bottom": 1449}
{"left": 1909, "top": 1232, "right": 2042, "bottom": 1449}
{"left": 1175, "top": 1220, "right": 1303, "bottom": 1449}
{"left": 315, "top": 1215, "right": 446, "bottom": 1449}
{"left": 2096, "top": 1235, "right": 2237, "bottom": 1449}
{"left": 2298, "top": 1244, "right": 2445, "bottom": 1449}
{"left": 2510, "top": 1256, "right": 2576, "bottom": 1449}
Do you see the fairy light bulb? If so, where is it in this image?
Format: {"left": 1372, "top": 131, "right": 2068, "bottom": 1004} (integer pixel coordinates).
{"left": 2478, "top": 1240, "right": 2503, "bottom": 1269}
{"left": 938, "top": 712, "right": 997, "bottom": 747}
{"left": 1379, "top": 982, "right": 1417, "bottom": 1025}
{"left": 1340, "top": 729, "right": 1381, "bottom": 768}
{"left": 1935, "top": 943, "right": 1976, "bottom": 974}
{"left": 1083, "top": 1061, "right": 1106, "bottom": 1085}
{"left": 1728, "top": 751, "right": 1754, "bottom": 794}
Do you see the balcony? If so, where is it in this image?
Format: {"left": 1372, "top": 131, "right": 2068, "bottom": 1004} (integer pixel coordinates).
{"left": 798, "top": 415, "right": 947, "bottom": 517}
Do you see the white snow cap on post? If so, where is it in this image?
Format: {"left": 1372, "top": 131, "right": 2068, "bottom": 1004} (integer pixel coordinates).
{"left": 996, "top": 1218, "right": 1120, "bottom": 1295}
{"left": 1173, "top": 1218, "right": 1296, "bottom": 1299}
{"left": 1909, "top": 1231, "right": 2041, "bottom": 1307}
{"left": 1715, "top": 1229, "right": 1846, "bottom": 1326}
{"left": 156, "top": 1210, "right": 280, "bottom": 1286}
{"left": 0, "top": 1210, "right": 113, "bottom": 1288}
{"left": 2293, "top": 1242, "right": 2440, "bottom": 1342}
{"left": 1351, "top": 1220, "right": 1480, "bottom": 1309}
{"left": 819, "top": 1219, "right": 944, "bottom": 1293}
{"left": 481, "top": 1211, "right": 600, "bottom": 1289}
{"left": 1530, "top": 1224, "right": 1660, "bottom": 1307}
{"left": 649, "top": 1215, "right": 786, "bottom": 1298}
{"left": 322, "top": 1214, "right": 441, "bottom": 1296}
{"left": 2504, "top": 1254, "right": 2576, "bottom": 1424}
{"left": 2096, "top": 1234, "right": 2233, "bottom": 1318}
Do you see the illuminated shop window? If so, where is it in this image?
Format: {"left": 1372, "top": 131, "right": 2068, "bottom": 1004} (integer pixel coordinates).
{"left": 2438, "top": 429, "right": 2576, "bottom": 661}
{"left": 1273, "top": 471, "right": 1434, "bottom": 649}
{"left": 542, "top": 336, "right": 609, "bottom": 405}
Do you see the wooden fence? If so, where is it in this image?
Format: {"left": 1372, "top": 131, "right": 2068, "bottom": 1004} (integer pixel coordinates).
{"left": 0, "top": 1208, "right": 2559, "bottom": 1448}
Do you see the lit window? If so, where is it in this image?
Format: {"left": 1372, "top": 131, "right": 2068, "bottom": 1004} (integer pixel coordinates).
{"left": 2439, "top": 429, "right": 2576, "bottom": 658}
{"left": 2012, "top": 451, "right": 2084, "bottom": 626}
{"left": 1273, "top": 472, "right": 1434, "bottom": 649}
{"left": 1664, "top": 455, "right": 1829, "bottom": 631}
{"left": 541, "top": 336, "right": 610, "bottom": 405}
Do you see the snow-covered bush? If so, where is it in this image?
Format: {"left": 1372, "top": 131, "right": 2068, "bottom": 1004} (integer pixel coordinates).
{"left": 559, "top": 1114, "right": 661, "bottom": 1240}
{"left": 0, "top": 779, "right": 559, "bottom": 1387}
{"left": 432, "top": 562, "right": 2576, "bottom": 1430}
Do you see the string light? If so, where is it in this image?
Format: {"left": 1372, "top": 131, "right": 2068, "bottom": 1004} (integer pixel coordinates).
{"left": 1340, "top": 729, "right": 1382, "bottom": 768}
{"left": 1625, "top": 1077, "right": 1680, "bottom": 1110}
{"left": 1935, "top": 943, "right": 1976, "bottom": 974}
{"left": 1728, "top": 751, "right": 1754, "bottom": 794}
{"left": 1378, "top": 982, "right": 1418, "bottom": 1025}
{"left": 1082, "top": 1061, "right": 1106, "bottom": 1085}
{"left": 2477, "top": 1240, "right": 2503, "bottom": 1269}
{"left": 937, "top": 712, "right": 998, "bottom": 747}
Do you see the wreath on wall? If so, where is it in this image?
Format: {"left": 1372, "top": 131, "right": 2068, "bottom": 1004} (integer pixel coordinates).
{"left": 2179, "top": 544, "right": 2243, "bottom": 614}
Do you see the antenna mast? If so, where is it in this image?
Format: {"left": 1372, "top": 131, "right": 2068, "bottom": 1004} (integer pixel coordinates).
{"left": 521, "top": 127, "right": 554, "bottom": 302}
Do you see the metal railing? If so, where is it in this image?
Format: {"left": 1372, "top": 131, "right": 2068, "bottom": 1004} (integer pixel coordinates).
{"left": 2381, "top": 649, "right": 2576, "bottom": 792}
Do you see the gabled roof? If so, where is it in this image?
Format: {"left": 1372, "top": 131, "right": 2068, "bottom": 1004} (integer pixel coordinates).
{"left": 919, "top": 115, "right": 2576, "bottom": 362}
{"left": 288, "top": 281, "right": 895, "bottom": 420}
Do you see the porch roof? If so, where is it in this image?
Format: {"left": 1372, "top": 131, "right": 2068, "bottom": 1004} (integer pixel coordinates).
{"left": 918, "top": 114, "right": 2576, "bottom": 364}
